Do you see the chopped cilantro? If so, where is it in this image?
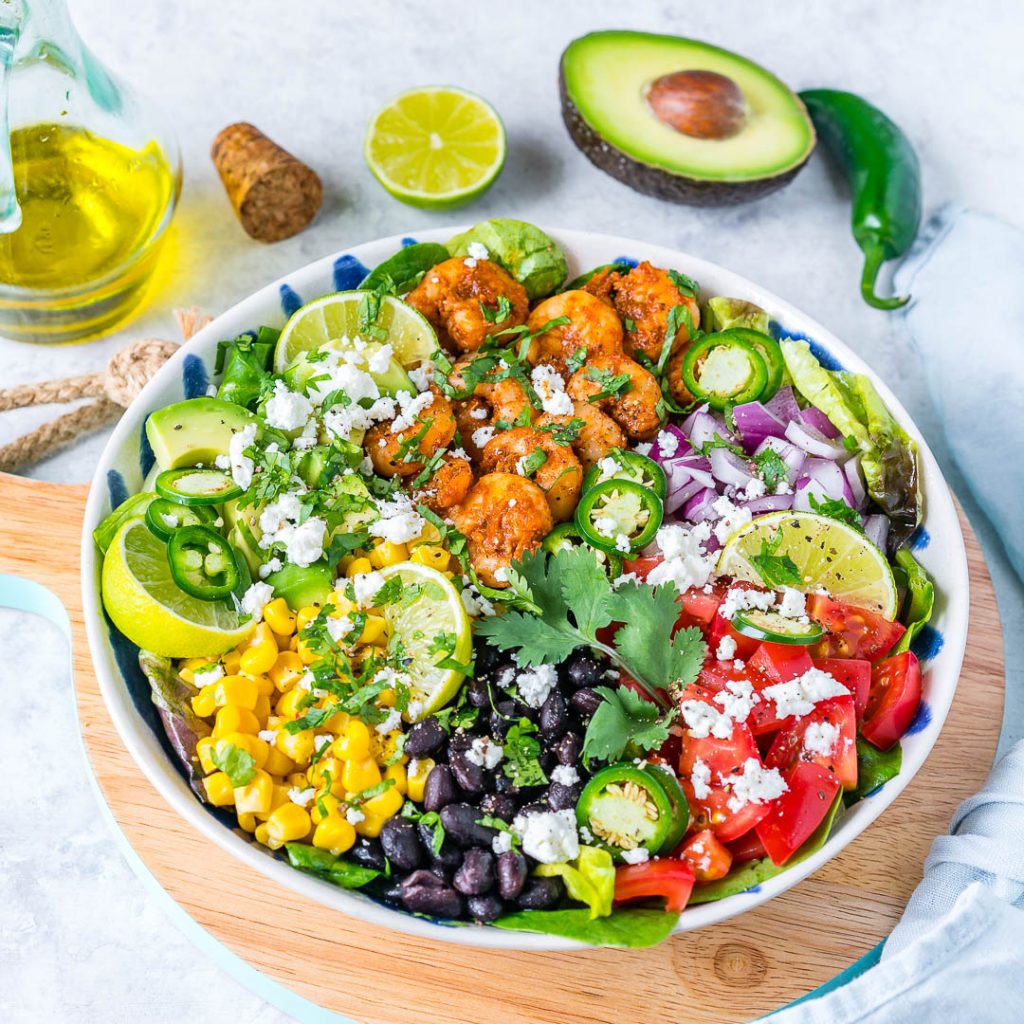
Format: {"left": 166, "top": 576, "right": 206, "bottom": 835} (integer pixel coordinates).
{"left": 754, "top": 448, "right": 790, "bottom": 493}
{"left": 582, "top": 686, "right": 676, "bottom": 763}
{"left": 503, "top": 719, "right": 548, "bottom": 787}
{"left": 750, "top": 527, "right": 803, "bottom": 587}
{"left": 211, "top": 743, "right": 256, "bottom": 787}
{"left": 809, "top": 493, "right": 864, "bottom": 531}
{"left": 585, "top": 366, "right": 633, "bottom": 402}
{"left": 538, "top": 417, "right": 585, "bottom": 446}
{"left": 566, "top": 346, "right": 588, "bottom": 373}
{"left": 480, "top": 295, "right": 512, "bottom": 323}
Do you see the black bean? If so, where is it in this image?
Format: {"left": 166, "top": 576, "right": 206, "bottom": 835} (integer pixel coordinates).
{"left": 538, "top": 690, "right": 568, "bottom": 740}
{"left": 401, "top": 882, "right": 464, "bottom": 918}
{"left": 494, "top": 773, "right": 520, "bottom": 797}
{"left": 466, "top": 893, "right": 505, "bottom": 922}
{"left": 418, "top": 823, "right": 464, "bottom": 870}
{"left": 379, "top": 818, "right": 422, "bottom": 872}
{"left": 496, "top": 850, "right": 528, "bottom": 900}
{"left": 566, "top": 653, "right": 602, "bottom": 689}
{"left": 423, "top": 764, "right": 457, "bottom": 812}
{"left": 348, "top": 837, "right": 387, "bottom": 873}
{"left": 517, "top": 800, "right": 549, "bottom": 819}
{"left": 403, "top": 718, "right": 446, "bottom": 757}
{"left": 553, "top": 731, "right": 581, "bottom": 766}
{"left": 448, "top": 729, "right": 473, "bottom": 752}
{"left": 439, "top": 803, "right": 498, "bottom": 848}
{"left": 402, "top": 868, "right": 444, "bottom": 889}
{"left": 570, "top": 687, "right": 603, "bottom": 720}
{"left": 489, "top": 700, "right": 517, "bottom": 737}
{"left": 546, "top": 781, "right": 581, "bottom": 812}
{"left": 479, "top": 793, "right": 518, "bottom": 821}
{"left": 377, "top": 879, "right": 405, "bottom": 904}
{"left": 453, "top": 848, "right": 496, "bottom": 895}
{"left": 449, "top": 749, "right": 488, "bottom": 794}
{"left": 516, "top": 876, "right": 566, "bottom": 910}
{"left": 474, "top": 644, "right": 505, "bottom": 675}
{"left": 466, "top": 676, "right": 493, "bottom": 709}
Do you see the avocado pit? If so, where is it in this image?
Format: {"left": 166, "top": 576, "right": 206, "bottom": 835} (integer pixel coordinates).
{"left": 646, "top": 70, "right": 747, "bottom": 140}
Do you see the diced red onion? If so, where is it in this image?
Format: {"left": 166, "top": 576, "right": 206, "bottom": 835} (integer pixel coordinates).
{"left": 754, "top": 437, "right": 804, "bottom": 482}
{"left": 863, "top": 514, "right": 890, "bottom": 550}
{"left": 842, "top": 455, "right": 867, "bottom": 509}
{"left": 648, "top": 423, "right": 692, "bottom": 462}
{"left": 685, "top": 410, "right": 736, "bottom": 451}
{"left": 683, "top": 486, "right": 719, "bottom": 523}
{"left": 738, "top": 494, "right": 795, "bottom": 515}
{"left": 800, "top": 406, "right": 841, "bottom": 439}
{"left": 664, "top": 477, "right": 706, "bottom": 514}
{"left": 798, "top": 458, "right": 854, "bottom": 504}
{"left": 785, "top": 419, "right": 847, "bottom": 459}
{"left": 732, "top": 402, "right": 787, "bottom": 452}
{"left": 792, "top": 478, "right": 830, "bottom": 513}
{"left": 764, "top": 386, "right": 801, "bottom": 423}
{"left": 710, "top": 447, "right": 754, "bottom": 488}
{"left": 681, "top": 403, "right": 710, "bottom": 437}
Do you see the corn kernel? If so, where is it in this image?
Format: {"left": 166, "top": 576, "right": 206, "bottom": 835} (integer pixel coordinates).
{"left": 276, "top": 729, "right": 314, "bottom": 766}
{"left": 345, "top": 557, "right": 374, "bottom": 578}
{"left": 320, "top": 709, "right": 350, "bottom": 735}
{"left": 312, "top": 816, "right": 356, "bottom": 855}
{"left": 297, "top": 639, "right": 318, "bottom": 665}
{"left": 337, "top": 553, "right": 356, "bottom": 574}
{"left": 234, "top": 769, "right": 273, "bottom": 815}
{"left": 241, "top": 624, "right": 279, "bottom": 675}
{"left": 309, "top": 757, "right": 345, "bottom": 796}
{"left": 333, "top": 719, "right": 372, "bottom": 761}
{"left": 378, "top": 730, "right": 405, "bottom": 765}
{"left": 203, "top": 771, "right": 235, "bottom": 806}
{"left": 289, "top": 634, "right": 300, "bottom": 653}
{"left": 354, "top": 812, "right": 388, "bottom": 838}
{"left": 269, "top": 651, "right": 305, "bottom": 692}
{"left": 276, "top": 688, "right": 308, "bottom": 719}
{"left": 263, "top": 804, "right": 312, "bottom": 849}
{"left": 342, "top": 756, "right": 381, "bottom": 793}
{"left": 411, "top": 544, "right": 449, "bottom": 571}
{"left": 358, "top": 615, "right": 389, "bottom": 646}
{"left": 191, "top": 687, "right": 217, "bottom": 718}
{"left": 295, "top": 605, "right": 322, "bottom": 631}
{"left": 263, "top": 598, "right": 297, "bottom": 637}
{"left": 361, "top": 784, "right": 403, "bottom": 820}
{"left": 377, "top": 687, "right": 397, "bottom": 709}
{"left": 272, "top": 630, "right": 292, "bottom": 651}
{"left": 196, "top": 737, "right": 218, "bottom": 775}
{"left": 254, "top": 822, "right": 271, "bottom": 847}
{"left": 237, "top": 812, "right": 258, "bottom": 833}
{"left": 329, "top": 590, "right": 357, "bottom": 616}
{"left": 251, "top": 673, "right": 275, "bottom": 696}
{"left": 368, "top": 540, "right": 407, "bottom": 569}
{"left": 221, "top": 649, "right": 242, "bottom": 675}
{"left": 311, "top": 792, "right": 341, "bottom": 824}
{"left": 409, "top": 522, "right": 442, "bottom": 548}
{"left": 213, "top": 705, "right": 260, "bottom": 738}
{"left": 384, "top": 762, "right": 408, "bottom": 797}
{"left": 264, "top": 746, "right": 296, "bottom": 777}
{"left": 218, "top": 732, "right": 269, "bottom": 771}
{"left": 406, "top": 757, "right": 435, "bottom": 803}
{"left": 253, "top": 693, "right": 272, "bottom": 725}
{"left": 212, "top": 674, "right": 258, "bottom": 710}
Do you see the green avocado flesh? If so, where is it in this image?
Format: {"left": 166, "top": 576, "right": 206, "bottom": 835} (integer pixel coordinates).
{"left": 561, "top": 31, "right": 814, "bottom": 185}
{"left": 146, "top": 398, "right": 255, "bottom": 470}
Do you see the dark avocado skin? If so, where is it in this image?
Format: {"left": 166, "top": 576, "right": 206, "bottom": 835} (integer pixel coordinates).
{"left": 559, "top": 66, "right": 812, "bottom": 207}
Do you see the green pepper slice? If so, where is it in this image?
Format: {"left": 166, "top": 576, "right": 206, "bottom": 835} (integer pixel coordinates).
{"left": 167, "top": 525, "right": 242, "bottom": 601}
{"left": 642, "top": 762, "right": 690, "bottom": 851}
{"left": 575, "top": 479, "right": 663, "bottom": 555}
{"left": 156, "top": 467, "right": 243, "bottom": 506}
{"left": 582, "top": 449, "right": 668, "bottom": 500}
{"left": 145, "top": 498, "right": 216, "bottom": 541}
{"left": 731, "top": 608, "right": 824, "bottom": 646}
{"left": 542, "top": 522, "right": 623, "bottom": 577}
{"left": 576, "top": 763, "right": 682, "bottom": 862}
{"left": 680, "top": 330, "right": 770, "bottom": 411}
{"left": 725, "top": 328, "right": 785, "bottom": 402}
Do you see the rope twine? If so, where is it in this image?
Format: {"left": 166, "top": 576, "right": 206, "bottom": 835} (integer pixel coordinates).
{"left": 0, "top": 308, "right": 212, "bottom": 473}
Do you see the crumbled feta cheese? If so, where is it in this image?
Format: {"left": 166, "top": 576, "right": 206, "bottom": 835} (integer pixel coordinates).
{"left": 690, "top": 757, "right": 712, "bottom": 800}
{"left": 550, "top": 764, "right": 580, "bottom": 787}
{"left": 762, "top": 667, "right": 850, "bottom": 719}
{"left": 470, "top": 406, "right": 489, "bottom": 421}
{"left": 367, "top": 343, "right": 394, "bottom": 376}
{"left": 680, "top": 700, "right": 734, "bottom": 739}
{"left": 466, "top": 242, "right": 489, "bottom": 261}
{"left": 309, "top": 352, "right": 381, "bottom": 408}
{"left": 513, "top": 809, "right": 580, "bottom": 864}
{"left": 375, "top": 709, "right": 403, "bottom": 734}
{"left": 326, "top": 616, "right": 354, "bottom": 643}
{"left": 777, "top": 587, "right": 808, "bottom": 620}
{"left": 240, "top": 581, "right": 274, "bottom": 620}
{"left": 719, "top": 586, "right": 776, "bottom": 621}
{"left": 620, "top": 847, "right": 651, "bottom": 865}
{"left": 803, "top": 720, "right": 840, "bottom": 757}
{"left": 408, "top": 363, "right": 433, "bottom": 393}
{"left": 646, "top": 522, "right": 715, "bottom": 594}
{"left": 264, "top": 380, "right": 314, "bottom": 431}
{"left": 224, "top": 422, "right": 257, "bottom": 491}
{"left": 367, "top": 493, "right": 425, "bottom": 544}
{"left": 508, "top": 498, "right": 517, "bottom": 508}
{"left": 716, "top": 635, "right": 738, "bottom": 662}
{"left": 258, "top": 556, "right": 283, "bottom": 580}
{"left": 712, "top": 679, "right": 760, "bottom": 723}
{"left": 471, "top": 424, "right": 496, "bottom": 449}
{"left": 463, "top": 257, "right": 478, "bottom": 268}
{"left": 391, "top": 389, "right": 435, "bottom": 433}
{"left": 612, "top": 571, "right": 639, "bottom": 590}
{"left": 351, "top": 570, "right": 386, "bottom": 607}
{"left": 258, "top": 493, "right": 326, "bottom": 567}
{"left": 466, "top": 736, "right": 505, "bottom": 769}
{"left": 530, "top": 364, "right": 573, "bottom": 416}
{"left": 407, "top": 700, "right": 424, "bottom": 722}
{"left": 313, "top": 734, "right": 333, "bottom": 752}
{"left": 258, "top": 729, "right": 278, "bottom": 743}
{"left": 593, "top": 516, "right": 617, "bottom": 538}
{"left": 461, "top": 584, "right": 496, "bottom": 618}
{"left": 711, "top": 495, "right": 753, "bottom": 545}
{"left": 726, "top": 758, "right": 788, "bottom": 812}
{"left": 283, "top": 518, "right": 326, "bottom": 567}
{"left": 614, "top": 533, "right": 632, "bottom": 554}
{"left": 739, "top": 477, "right": 767, "bottom": 501}
{"left": 733, "top": 659, "right": 746, "bottom": 671}
{"left": 193, "top": 663, "right": 224, "bottom": 686}
{"left": 516, "top": 664, "right": 557, "bottom": 708}
{"left": 633, "top": 442, "right": 653, "bottom": 456}
{"left": 345, "top": 806, "right": 366, "bottom": 825}
{"left": 493, "top": 566, "right": 509, "bottom": 583}
{"left": 578, "top": 824, "right": 595, "bottom": 845}
{"left": 492, "top": 831, "right": 514, "bottom": 855}
{"left": 449, "top": 447, "right": 470, "bottom": 462}
{"left": 288, "top": 787, "right": 315, "bottom": 808}
{"left": 655, "top": 429, "right": 680, "bottom": 458}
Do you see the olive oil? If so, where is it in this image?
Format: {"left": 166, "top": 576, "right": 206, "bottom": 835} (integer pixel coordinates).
{"left": 0, "top": 123, "right": 176, "bottom": 291}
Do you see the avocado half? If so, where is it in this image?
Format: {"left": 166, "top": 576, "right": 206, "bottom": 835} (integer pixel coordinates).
{"left": 560, "top": 31, "right": 816, "bottom": 206}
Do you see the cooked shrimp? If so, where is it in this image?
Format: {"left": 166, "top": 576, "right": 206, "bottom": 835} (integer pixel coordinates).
{"left": 405, "top": 258, "right": 529, "bottom": 353}
{"left": 447, "top": 354, "right": 534, "bottom": 461}
{"left": 567, "top": 353, "right": 663, "bottom": 442}
{"left": 365, "top": 385, "right": 456, "bottom": 478}
{"left": 585, "top": 261, "right": 701, "bottom": 364}
{"left": 415, "top": 453, "right": 474, "bottom": 514}
{"left": 525, "top": 291, "right": 624, "bottom": 375}
{"left": 666, "top": 346, "right": 697, "bottom": 408}
{"left": 451, "top": 473, "right": 553, "bottom": 588}
{"left": 480, "top": 426, "right": 583, "bottom": 523}
{"left": 535, "top": 400, "right": 627, "bottom": 472}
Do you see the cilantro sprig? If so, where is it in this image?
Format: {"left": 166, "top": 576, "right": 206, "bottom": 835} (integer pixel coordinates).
{"left": 809, "top": 493, "right": 864, "bottom": 531}
{"left": 750, "top": 527, "right": 803, "bottom": 587}
{"left": 582, "top": 686, "right": 676, "bottom": 763}
{"left": 211, "top": 743, "right": 256, "bottom": 787}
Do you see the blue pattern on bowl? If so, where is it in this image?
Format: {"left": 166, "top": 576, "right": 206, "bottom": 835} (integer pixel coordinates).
{"left": 769, "top": 321, "right": 845, "bottom": 372}
{"left": 139, "top": 419, "right": 156, "bottom": 478}
{"left": 905, "top": 700, "right": 933, "bottom": 736}
{"left": 279, "top": 284, "right": 303, "bottom": 318}
{"left": 332, "top": 254, "right": 370, "bottom": 291}
{"left": 182, "top": 354, "right": 209, "bottom": 399}
{"left": 910, "top": 526, "right": 931, "bottom": 550}
{"left": 401, "top": 236, "right": 419, "bottom": 248}
{"left": 612, "top": 255, "right": 639, "bottom": 268}
{"left": 912, "top": 624, "right": 944, "bottom": 662}
{"left": 106, "top": 468, "right": 128, "bottom": 510}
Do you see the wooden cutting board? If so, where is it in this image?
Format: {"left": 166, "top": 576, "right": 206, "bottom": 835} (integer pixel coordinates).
{"left": 0, "top": 471, "right": 1005, "bottom": 1024}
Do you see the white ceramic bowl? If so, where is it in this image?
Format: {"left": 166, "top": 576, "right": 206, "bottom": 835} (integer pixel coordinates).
{"left": 82, "top": 227, "right": 969, "bottom": 950}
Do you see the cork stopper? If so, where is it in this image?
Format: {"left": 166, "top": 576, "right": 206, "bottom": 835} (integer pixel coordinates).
{"left": 211, "top": 122, "right": 323, "bottom": 243}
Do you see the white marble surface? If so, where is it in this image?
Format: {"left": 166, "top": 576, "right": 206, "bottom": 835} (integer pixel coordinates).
{"left": 1, "top": 0, "right": 1022, "bottom": 1020}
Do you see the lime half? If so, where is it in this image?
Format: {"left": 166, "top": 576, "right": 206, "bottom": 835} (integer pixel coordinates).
{"left": 273, "top": 290, "right": 437, "bottom": 373}
{"left": 717, "top": 510, "right": 898, "bottom": 618}
{"left": 377, "top": 561, "right": 472, "bottom": 719}
{"left": 364, "top": 86, "right": 506, "bottom": 209}
{"left": 101, "top": 518, "right": 253, "bottom": 657}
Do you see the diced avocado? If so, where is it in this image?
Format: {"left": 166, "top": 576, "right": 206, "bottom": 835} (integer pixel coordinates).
{"left": 146, "top": 397, "right": 256, "bottom": 470}
{"left": 560, "top": 31, "right": 815, "bottom": 206}
{"left": 324, "top": 473, "right": 379, "bottom": 536}
{"left": 282, "top": 340, "right": 413, "bottom": 399}
{"left": 265, "top": 561, "right": 333, "bottom": 610}
{"left": 703, "top": 296, "right": 770, "bottom": 334}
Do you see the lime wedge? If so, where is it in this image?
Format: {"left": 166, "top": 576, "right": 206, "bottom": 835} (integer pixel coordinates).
{"left": 377, "top": 561, "right": 472, "bottom": 719}
{"left": 273, "top": 291, "right": 437, "bottom": 374}
{"left": 101, "top": 518, "right": 254, "bottom": 657}
{"left": 364, "top": 86, "right": 506, "bottom": 209}
{"left": 717, "top": 510, "right": 898, "bottom": 618}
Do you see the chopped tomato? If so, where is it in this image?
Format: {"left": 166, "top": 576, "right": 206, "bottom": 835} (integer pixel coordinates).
{"left": 689, "top": 658, "right": 787, "bottom": 737}
{"left": 614, "top": 859, "right": 695, "bottom": 913}
{"left": 765, "top": 695, "right": 858, "bottom": 788}
{"left": 726, "top": 829, "right": 768, "bottom": 864}
{"left": 678, "top": 718, "right": 773, "bottom": 842}
{"left": 755, "top": 762, "right": 841, "bottom": 866}
{"left": 862, "top": 651, "right": 922, "bottom": 751}
{"left": 748, "top": 643, "right": 814, "bottom": 683}
{"left": 708, "top": 613, "right": 762, "bottom": 660}
{"left": 679, "top": 829, "right": 733, "bottom": 882}
{"left": 621, "top": 554, "right": 662, "bottom": 580}
{"left": 807, "top": 595, "right": 905, "bottom": 661}
{"left": 696, "top": 657, "right": 750, "bottom": 693}
{"left": 813, "top": 658, "right": 871, "bottom": 718}
{"left": 676, "top": 583, "right": 727, "bottom": 631}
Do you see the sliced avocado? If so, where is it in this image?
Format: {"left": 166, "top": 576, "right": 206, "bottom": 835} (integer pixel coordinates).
{"left": 146, "top": 398, "right": 256, "bottom": 470}
{"left": 324, "top": 473, "right": 379, "bottom": 536}
{"left": 265, "top": 561, "right": 333, "bottom": 610}
{"left": 228, "top": 523, "right": 263, "bottom": 577}
{"left": 560, "top": 32, "right": 815, "bottom": 206}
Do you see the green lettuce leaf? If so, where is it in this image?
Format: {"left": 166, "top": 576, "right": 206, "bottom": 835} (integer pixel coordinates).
{"left": 535, "top": 846, "right": 615, "bottom": 919}
{"left": 493, "top": 907, "right": 679, "bottom": 947}
{"left": 893, "top": 549, "right": 934, "bottom": 652}
{"left": 781, "top": 339, "right": 920, "bottom": 550}
{"left": 845, "top": 737, "right": 903, "bottom": 805}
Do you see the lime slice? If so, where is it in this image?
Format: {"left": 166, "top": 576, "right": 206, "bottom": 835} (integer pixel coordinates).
{"left": 364, "top": 86, "right": 506, "bottom": 209}
{"left": 717, "top": 510, "right": 898, "bottom": 618}
{"left": 101, "top": 518, "right": 253, "bottom": 657}
{"left": 273, "top": 290, "right": 436, "bottom": 374}
{"left": 377, "top": 561, "right": 472, "bottom": 719}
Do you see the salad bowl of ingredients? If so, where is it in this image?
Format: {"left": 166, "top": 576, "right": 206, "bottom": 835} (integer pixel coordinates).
{"left": 83, "top": 221, "right": 968, "bottom": 950}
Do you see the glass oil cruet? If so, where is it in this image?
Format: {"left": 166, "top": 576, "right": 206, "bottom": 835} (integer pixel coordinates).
{"left": 0, "top": 0, "right": 181, "bottom": 343}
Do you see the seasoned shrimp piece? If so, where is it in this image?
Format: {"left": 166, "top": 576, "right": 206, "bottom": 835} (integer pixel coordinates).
{"left": 586, "top": 261, "right": 701, "bottom": 364}
{"left": 405, "top": 258, "right": 529, "bottom": 353}
{"left": 447, "top": 354, "right": 534, "bottom": 461}
{"left": 525, "top": 291, "right": 624, "bottom": 375}
{"left": 567, "top": 353, "right": 663, "bottom": 442}
{"left": 535, "top": 400, "right": 627, "bottom": 472}
{"left": 452, "top": 473, "right": 553, "bottom": 588}
{"left": 666, "top": 346, "right": 697, "bottom": 408}
{"left": 365, "top": 386, "right": 456, "bottom": 478}
{"left": 480, "top": 426, "right": 583, "bottom": 523}
{"left": 415, "top": 453, "right": 474, "bottom": 514}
